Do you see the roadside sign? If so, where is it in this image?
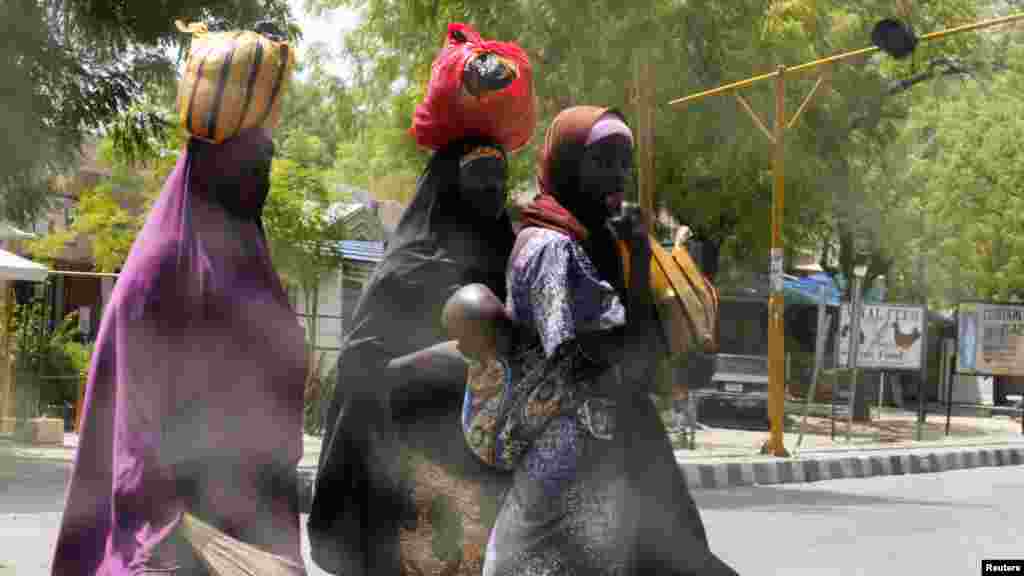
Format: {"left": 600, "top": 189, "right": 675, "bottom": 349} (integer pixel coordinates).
{"left": 957, "top": 302, "right": 1024, "bottom": 376}
{"left": 838, "top": 303, "right": 925, "bottom": 371}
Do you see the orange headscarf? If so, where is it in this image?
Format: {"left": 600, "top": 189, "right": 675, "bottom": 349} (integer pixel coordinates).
{"left": 520, "top": 106, "right": 623, "bottom": 242}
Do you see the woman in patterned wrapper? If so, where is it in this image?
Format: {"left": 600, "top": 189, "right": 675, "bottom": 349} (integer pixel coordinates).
{"left": 483, "top": 106, "right": 739, "bottom": 575}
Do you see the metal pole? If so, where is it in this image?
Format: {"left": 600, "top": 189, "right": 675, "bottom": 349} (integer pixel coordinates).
{"left": 633, "top": 51, "right": 656, "bottom": 235}
{"left": 49, "top": 270, "right": 120, "bottom": 279}
{"left": 797, "top": 284, "right": 829, "bottom": 449}
{"left": 832, "top": 308, "right": 839, "bottom": 440}
{"left": 946, "top": 353, "right": 955, "bottom": 436}
{"left": 947, "top": 311, "right": 959, "bottom": 437}
{"left": 879, "top": 372, "right": 885, "bottom": 415}
{"left": 668, "top": 12, "right": 1024, "bottom": 107}
{"left": 916, "top": 304, "right": 929, "bottom": 441}
{"left": 847, "top": 274, "right": 863, "bottom": 443}
{"left": 763, "top": 66, "right": 789, "bottom": 457}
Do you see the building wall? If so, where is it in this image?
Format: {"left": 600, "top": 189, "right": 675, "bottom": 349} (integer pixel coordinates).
{"left": 292, "top": 269, "right": 345, "bottom": 379}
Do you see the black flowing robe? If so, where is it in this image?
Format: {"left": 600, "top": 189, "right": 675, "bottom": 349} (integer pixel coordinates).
{"left": 308, "top": 139, "right": 516, "bottom": 575}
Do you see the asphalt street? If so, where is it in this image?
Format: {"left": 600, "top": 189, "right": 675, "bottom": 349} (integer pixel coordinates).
{"left": 1, "top": 456, "right": 1021, "bottom": 575}
{"left": 697, "top": 465, "right": 1024, "bottom": 576}
{"left": 0, "top": 458, "right": 335, "bottom": 576}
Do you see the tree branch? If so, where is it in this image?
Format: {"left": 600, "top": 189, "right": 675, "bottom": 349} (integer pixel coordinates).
{"left": 848, "top": 56, "right": 1008, "bottom": 134}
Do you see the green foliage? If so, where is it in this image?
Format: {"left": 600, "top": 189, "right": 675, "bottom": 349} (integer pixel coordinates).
{"left": 29, "top": 179, "right": 140, "bottom": 272}
{"left": 305, "top": 361, "right": 337, "bottom": 435}
{"left": 1, "top": 0, "right": 294, "bottom": 226}
{"left": 889, "top": 45, "right": 1024, "bottom": 306}
{"left": 264, "top": 157, "right": 347, "bottom": 290}
{"left": 8, "top": 298, "right": 89, "bottom": 415}
{"left": 309, "top": 0, "right": 1005, "bottom": 290}
{"left": 26, "top": 121, "right": 181, "bottom": 272}
{"left": 303, "top": 1, "right": 869, "bottom": 265}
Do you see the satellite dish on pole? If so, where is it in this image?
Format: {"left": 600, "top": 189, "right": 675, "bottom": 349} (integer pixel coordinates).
{"left": 872, "top": 18, "right": 918, "bottom": 59}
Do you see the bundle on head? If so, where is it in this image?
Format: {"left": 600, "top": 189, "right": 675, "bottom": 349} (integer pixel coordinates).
{"left": 411, "top": 23, "right": 536, "bottom": 153}
{"left": 175, "top": 19, "right": 295, "bottom": 144}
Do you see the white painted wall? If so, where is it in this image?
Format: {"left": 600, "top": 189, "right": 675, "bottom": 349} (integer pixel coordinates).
{"left": 292, "top": 269, "right": 344, "bottom": 379}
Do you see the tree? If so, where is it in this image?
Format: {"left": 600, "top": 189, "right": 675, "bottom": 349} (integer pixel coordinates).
{"left": 25, "top": 118, "right": 184, "bottom": 272}
{"left": 262, "top": 152, "right": 347, "bottom": 433}
{"left": 308, "top": 0, "right": 993, "bottom": 283}
{"left": 885, "top": 40, "right": 1024, "bottom": 307}
{"left": 2, "top": 0, "right": 294, "bottom": 226}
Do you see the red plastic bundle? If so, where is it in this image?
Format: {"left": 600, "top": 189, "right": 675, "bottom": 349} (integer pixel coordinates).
{"left": 410, "top": 23, "right": 536, "bottom": 153}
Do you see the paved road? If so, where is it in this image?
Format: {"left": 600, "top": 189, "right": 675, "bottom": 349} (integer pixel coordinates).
{"left": 696, "top": 465, "right": 1024, "bottom": 576}
{"left": 2, "top": 456, "right": 1021, "bottom": 575}
{"left": 0, "top": 459, "right": 334, "bottom": 576}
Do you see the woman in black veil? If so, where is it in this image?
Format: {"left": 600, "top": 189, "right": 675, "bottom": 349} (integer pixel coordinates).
{"left": 308, "top": 138, "right": 516, "bottom": 575}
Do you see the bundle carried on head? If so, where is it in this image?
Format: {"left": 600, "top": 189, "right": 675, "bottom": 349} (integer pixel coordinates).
{"left": 411, "top": 23, "right": 536, "bottom": 153}
{"left": 175, "top": 19, "right": 296, "bottom": 144}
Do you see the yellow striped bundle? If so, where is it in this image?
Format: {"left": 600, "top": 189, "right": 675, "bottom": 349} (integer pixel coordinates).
{"left": 175, "top": 20, "right": 295, "bottom": 144}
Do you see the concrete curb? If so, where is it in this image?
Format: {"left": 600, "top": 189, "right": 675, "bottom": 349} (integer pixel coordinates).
{"left": 677, "top": 444, "right": 1024, "bottom": 490}
{"left": 10, "top": 436, "right": 1021, "bottom": 510}
{"left": 295, "top": 444, "right": 1024, "bottom": 511}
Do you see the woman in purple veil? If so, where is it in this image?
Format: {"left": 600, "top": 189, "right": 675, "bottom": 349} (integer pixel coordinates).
{"left": 51, "top": 127, "right": 308, "bottom": 574}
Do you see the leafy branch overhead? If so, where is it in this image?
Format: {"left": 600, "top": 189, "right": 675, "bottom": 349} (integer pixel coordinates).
{"left": 1, "top": 0, "right": 294, "bottom": 226}
{"left": 312, "top": 0, "right": 1011, "bottom": 297}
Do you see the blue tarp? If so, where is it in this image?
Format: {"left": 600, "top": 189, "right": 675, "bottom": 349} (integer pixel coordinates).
{"left": 783, "top": 272, "right": 842, "bottom": 306}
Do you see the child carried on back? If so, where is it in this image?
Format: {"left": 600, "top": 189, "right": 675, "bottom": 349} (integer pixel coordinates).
{"left": 442, "top": 284, "right": 517, "bottom": 470}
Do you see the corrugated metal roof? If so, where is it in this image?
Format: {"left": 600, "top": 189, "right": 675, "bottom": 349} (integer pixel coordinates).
{"left": 338, "top": 240, "right": 385, "bottom": 263}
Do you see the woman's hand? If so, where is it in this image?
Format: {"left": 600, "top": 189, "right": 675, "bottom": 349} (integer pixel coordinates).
{"left": 611, "top": 203, "right": 650, "bottom": 250}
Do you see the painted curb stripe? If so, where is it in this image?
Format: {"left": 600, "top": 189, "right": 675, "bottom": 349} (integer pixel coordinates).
{"left": 677, "top": 447, "right": 1024, "bottom": 491}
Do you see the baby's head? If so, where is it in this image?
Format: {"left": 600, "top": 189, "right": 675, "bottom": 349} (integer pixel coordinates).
{"left": 442, "top": 283, "right": 510, "bottom": 363}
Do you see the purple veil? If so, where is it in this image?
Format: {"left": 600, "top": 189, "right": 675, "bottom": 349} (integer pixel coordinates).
{"left": 52, "top": 129, "right": 308, "bottom": 574}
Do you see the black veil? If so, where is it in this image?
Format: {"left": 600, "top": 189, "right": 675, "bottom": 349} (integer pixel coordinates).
{"left": 308, "top": 137, "right": 515, "bottom": 575}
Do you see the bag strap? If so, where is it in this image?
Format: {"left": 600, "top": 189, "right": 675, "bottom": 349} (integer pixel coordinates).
{"left": 175, "top": 20, "right": 209, "bottom": 36}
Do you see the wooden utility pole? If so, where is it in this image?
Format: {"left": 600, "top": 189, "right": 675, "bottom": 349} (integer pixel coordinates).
{"left": 633, "top": 51, "right": 656, "bottom": 233}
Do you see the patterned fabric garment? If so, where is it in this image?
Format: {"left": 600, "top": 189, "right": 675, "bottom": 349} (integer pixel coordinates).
{"left": 485, "top": 410, "right": 630, "bottom": 576}
{"left": 506, "top": 228, "right": 625, "bottom": 357}
{"left": 462, "top": 357, "right": 514, "bottom": 469}
{"left": 485, "top": 221, "right": 739, "bottom": 576}
{"left": 480, "top": 226, "right": 628, "bottom": 576}
{"left": 461, "top": 340, "right": 612, "bottom": 471}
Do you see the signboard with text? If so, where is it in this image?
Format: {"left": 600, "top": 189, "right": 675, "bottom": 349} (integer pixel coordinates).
{"left": 956, "top": 302, "right": 1024, "bottom": 376}
{"left": 838, "top": 303, "right": 925, "bottom": 371}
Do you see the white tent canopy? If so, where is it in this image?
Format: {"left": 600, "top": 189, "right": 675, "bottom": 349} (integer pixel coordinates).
{"left": 0, "top": 249, "right": 48, "bottom": 282}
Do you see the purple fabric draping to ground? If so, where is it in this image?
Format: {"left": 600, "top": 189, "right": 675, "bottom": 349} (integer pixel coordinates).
{"left": 52, "top": 130, "right": 308, "bottom": 575}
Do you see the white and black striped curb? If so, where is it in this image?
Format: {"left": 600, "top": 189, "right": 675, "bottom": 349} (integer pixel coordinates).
{"left": 677, "top": 445, "right": 1024, "bottom": 491}
{"left": 294, "top": 445, "right": 1024, "bottom": 510}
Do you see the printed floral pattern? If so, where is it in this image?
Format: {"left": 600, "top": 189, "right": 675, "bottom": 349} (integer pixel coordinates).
{"left": 462, "top": 357, "right": 513, "bottom": 469}
{"left": 507, "top": 228, "right": 624, "bottom": 357}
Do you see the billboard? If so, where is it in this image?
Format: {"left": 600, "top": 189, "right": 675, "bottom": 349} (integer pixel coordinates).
{"left": 838, "top": 303, "right": 925, "bottom": 371}
{"left": 956, "top": 302, "right": 1024, "bottom": 376}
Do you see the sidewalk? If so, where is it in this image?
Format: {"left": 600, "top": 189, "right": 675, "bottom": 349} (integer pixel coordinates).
{"left": 0, "top": 433, "right": 325, "bottom": 470}
{"left": 668, "top": 408, "right": 1024, "bottom": 489}
{"left": 3, "top": 409, "right": 1022, "bottom": 506}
